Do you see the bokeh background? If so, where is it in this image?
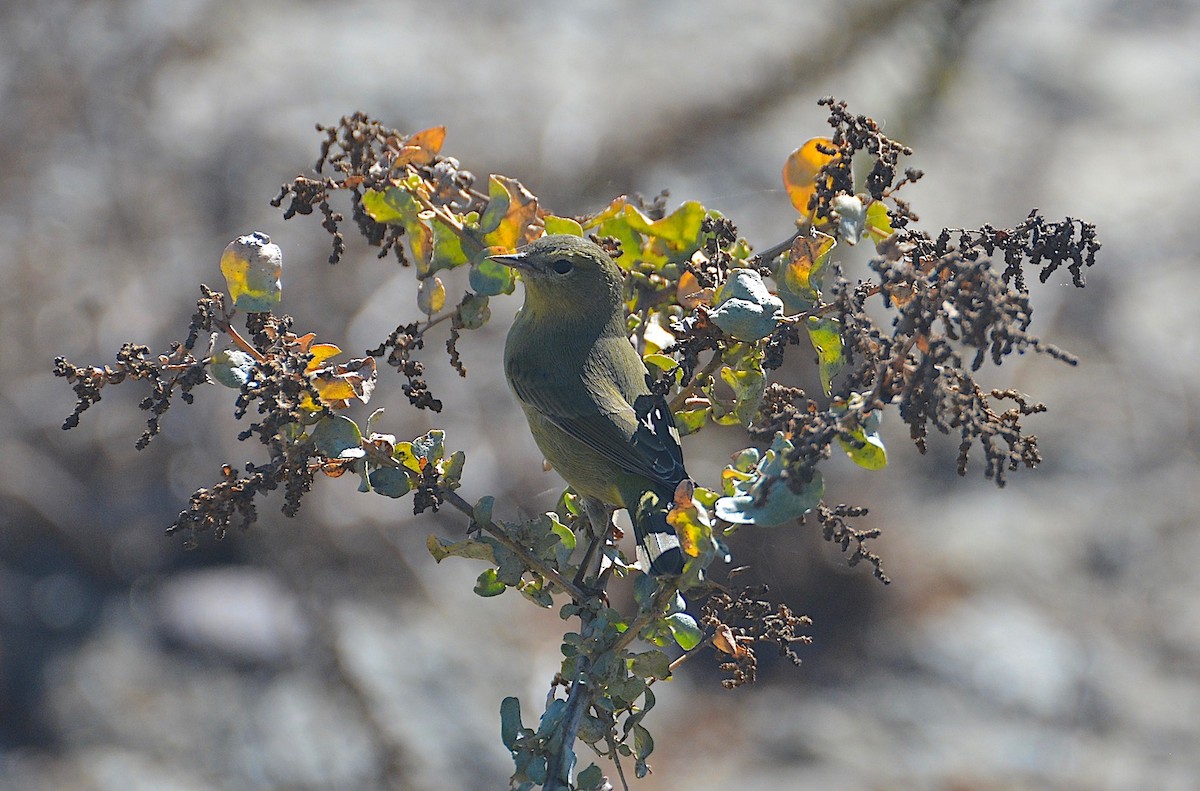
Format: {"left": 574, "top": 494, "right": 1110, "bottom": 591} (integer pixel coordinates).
{"left": 2, "top": 0, "right": 1198, "bottom": 788}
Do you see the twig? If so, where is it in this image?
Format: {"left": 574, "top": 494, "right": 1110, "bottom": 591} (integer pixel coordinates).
{"left": 441, "top": 490, "right": 589, "bottom": 602}
{"left": 213, "top": 318, "right": 267, "bottom": 363}
{"left": 668, "top": 350, "right": 724, "bottom": 412}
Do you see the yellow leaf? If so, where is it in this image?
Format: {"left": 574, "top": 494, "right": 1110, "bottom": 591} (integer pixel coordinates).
{"left": 305, "top": 343, "right": 343, "bottom": 372}
{"left": 418, "top": 275, "right": 446, "bottom": 315}
{"left": 308, "top": 356, "right": 378, "bottom": 409}
{"left": 784, "top": 230, "right": 836, "bottom": 296}
{"left": 220, "top": 232, "right": 282, "bottom": 312}
{"left": 782, "top": 137, "right": 835, "bottom": 216}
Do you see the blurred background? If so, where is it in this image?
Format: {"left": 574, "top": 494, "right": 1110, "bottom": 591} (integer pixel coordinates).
{"left": 2, "top": 0, "right": 1198, "bottom": 788}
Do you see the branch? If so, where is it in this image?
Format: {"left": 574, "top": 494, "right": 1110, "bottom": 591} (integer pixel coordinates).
{"left": 441, "top": 490, "right": 589, "bottom": 602}
{"left": 668, "top": 350, "right": 724, "bottom": 412}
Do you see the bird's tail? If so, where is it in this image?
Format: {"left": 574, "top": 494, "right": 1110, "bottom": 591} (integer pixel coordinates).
{"left": 631, "top": 487, "right": 684, "bottom": 576}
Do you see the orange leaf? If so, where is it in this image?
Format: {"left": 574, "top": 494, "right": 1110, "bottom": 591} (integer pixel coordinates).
{"left": 782, "top": 137, "right": 835, "bottom": 215}
{"left": 392, "top": 126, "right": 446, "bottom": 167}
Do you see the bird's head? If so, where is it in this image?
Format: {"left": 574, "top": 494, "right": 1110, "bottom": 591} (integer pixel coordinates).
{"left": 489, "top": 235, "right": 625, "bottom": 324}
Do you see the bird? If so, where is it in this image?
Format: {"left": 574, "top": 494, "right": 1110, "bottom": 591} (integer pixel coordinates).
{"left": 490, "top": 235, "right": 687, "bottom": 576}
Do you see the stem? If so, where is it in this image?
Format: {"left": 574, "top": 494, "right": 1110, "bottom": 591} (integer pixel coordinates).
{"left": 546, "top": 642, "right": 593, "bottom": 790}
{"left": 214, "top": 318, "right": 267, "bottom": 363}
{"left": 751, "top": 227, "right": 803, "bottom": 266}
{"left": 668, "top": 349, "right": 724, "bottom": 412}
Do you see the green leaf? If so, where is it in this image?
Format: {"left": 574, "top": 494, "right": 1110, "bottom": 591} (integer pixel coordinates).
{"left": 708, "top": 344, "right": 765, "bottom": 427}
{"left": 362, "top": 186, "right": 417, "bottom": 224}
{"left": 474, "top": 568, "right": 507, "bottom": 597}
{"left": 629, "top": 650, "right": 671, "bottom": 681}
{"left": 710, "top": 269, "right": 783, "bottom": 341}
{"left": 473, "top": 495, "right": 494, "bottom": 527}
{"left": 865, "top": 198, "right": 895, "bottom": 247}
{"left": 456, "top": 292, "right": 491, "bottom": 329}
{"left": 361, "top": 187, "right": 433, "bottom": 271}
{"left": 209, "top": 349, "right": 256, "bottom": 388}
{"left": 622, "top": 200, "right": 706, "bottom": 245}
{"left": 469, "top": 257, "right": 516, "bottom": 296}
{"left": 411, "top": 429, "right": 445, "bottom": 463}
{"left": 543, "top": 215, "right": 584, "bottom": 236}
{"left": 500, "top": 696, "right": 524, "bottom": 750}
{"left": 220, "top": 232, "right": 282, "bottom": 312}
{"left": 665, "top": 612, "right": 703, "bottom": 650}
{"left": 368, "top": 466, "right": 412, "bottom": 498}
{"left": 673, "top": 406, "right": 708, "bottom": 437}
{"left": 631, "top": 723, "right": 654, "bottom": 778}
{"left": 426, "top": 534, "right": 497, "bottom": 564}
{"left": 440, "top": 449, "right": 465, "bottom": 489}
{"left": 835, "top": 395, "right": 887, "bottom": 469}
{"left": 430, "top": 217, "right": 471, "bottom": 271}
{"left": 309, "top": 415, "right": 364, "bottom": 459}
{"left": 806, "top": 316, "right": 845, "bottom": 396}
{"left": 715, "top": 432, "right": 824, "bottom": 525}
{"left": 576, "top": 764, "right": 604, "bottom": 790}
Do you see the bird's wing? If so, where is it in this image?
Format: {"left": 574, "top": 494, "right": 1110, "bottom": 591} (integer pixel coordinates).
{"left": 508, "top": 361, "right": 686, "bottom": 489}
{"left": 553, "top": 392, "right": 686, "bottom": 488}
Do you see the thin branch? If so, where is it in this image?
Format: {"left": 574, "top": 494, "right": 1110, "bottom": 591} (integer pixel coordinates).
{"left": 441, "top": 490, "right": 589, "bottom": 602}
{"left": 668, "top": 350, "right": 724, "bottom": 412}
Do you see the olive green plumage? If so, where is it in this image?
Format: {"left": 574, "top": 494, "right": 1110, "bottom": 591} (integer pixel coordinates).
{"left": 491, "top": 235, "right": 686, "bottom": 575}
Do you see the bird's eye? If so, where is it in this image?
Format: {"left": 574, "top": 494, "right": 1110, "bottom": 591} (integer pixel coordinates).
{"left": 551, "top": 258, "right": 574, "bottom": 275}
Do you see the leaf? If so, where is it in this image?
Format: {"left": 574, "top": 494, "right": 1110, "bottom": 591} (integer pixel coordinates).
{"left": 778, "top": 229, "right": 836, "bottom": 309}
{"left": 543, "top": 215, "right": 584, "bottom": 236}
{"left": 368, "top": 466, "right": 412, "bottom": 497}
{"left": 665, "top": 612, "right": 703, "bottom": 651}
{"left": 708, "top": 344, "right": 765, "bottom": 427}
{"left": 361, "top": 187, "right": 433, "bottom": 270}
{"left": 666, "top": 480, "right": 715, "bottom": 563}
{"left": 430, "top": 216, "right": 471, "bottom": 272}
{"left": 835, "top": 395, "right": 888, "bottom": 470}
{"left": 500, "top": 696, "right": 524, "bottom": 750}
{"left": 672, "top": 406, "right": 709, "bottom": 437}
{"left": 426, "top": 534, "right": 498, "bottom": 564}
{"left": 411, "top": 429, "right": 445, "bottom": 464}
{"left": 469, "top": 257, "right": 515, "bottom": 296}
{"left": 474, "top": 568, "right": 507, "bottom": 597}
{"left": 456, "top": 292, "right": 491, "bottom": 329}
{"left": 631, "top": 723, "right": 654, "bottom": 778}
{"left": 480, "top": 175, "right": 544, "bottom": 250}
{"left": 209, "top": 349, "right": 255, "bottom": 388}
{"left": 220, "top": 232, "right": 282, "bottom": 312}
{"left": 309, "top": 415, "right": 364, "bottom": 460}
{"left": 306, "top": 354, "right": 378, "bottom": 410}
{"left": 628, "top": 650, "right": 671, "bottom": 681}
{"left": 710, "top": 269, "right": 783, "bottom": 341}
{"left": 715, "top": 432, "right": 824, "bottom": 525}
{"left": 806, "top": 316, "right": 845, "bottom": 396}
{"left": 782, "top": 137, "right": 835, "bottom": 215}
{"left": 391, "top": 125, "right": 446, "bottom": 168}
{"left": 417, "top": 275, "right": 446, "bottom": 315}
{"left": 361, "top": 187, "right": 416, "bottom": 224}
{"left": 621, "top": 200, "right": 706, "bottom": 245}
{"left": 865, "top": 198, "right": 895, "bottom": 247}
{"left": 438, "top": 449, "right": 466, "bottom": 490}
{"left": 576, "top": 764, "right": 604, "bottom": 790}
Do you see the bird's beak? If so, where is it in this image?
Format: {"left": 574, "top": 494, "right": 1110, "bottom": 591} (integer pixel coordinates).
{"left": 487, "top": 249, "right": 533, "bottom": 272}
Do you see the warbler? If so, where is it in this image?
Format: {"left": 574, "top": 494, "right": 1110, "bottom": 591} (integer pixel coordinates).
{"left": 491, "top": 235, "right": 687, "bottom": 576}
